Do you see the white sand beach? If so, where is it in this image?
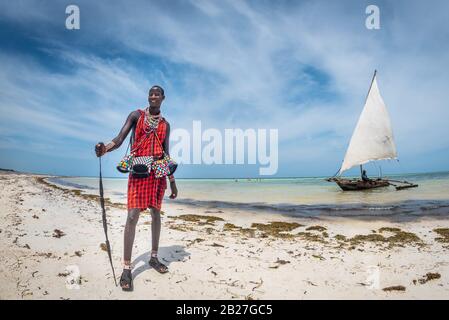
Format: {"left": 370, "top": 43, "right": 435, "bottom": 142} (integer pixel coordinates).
{"left": 1, "top": 171, "right": 448, "bottom": 299}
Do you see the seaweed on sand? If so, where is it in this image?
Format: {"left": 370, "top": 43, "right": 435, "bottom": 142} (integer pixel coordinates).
{"left": 414, "top": 272, "right": 441, "bottom": 285}
{"left": 297, "top": 232, "right": 327, "bottom": 243}
{"left": 334, "top": 234, "right": 347, "bottom": 241}
{"left": 306, "top": 225, "right": 327, "bottom": 232}
{"left": 221, "top": 221, "right": 302, "bottom": 239}
{"left": 52, "top": 229, "right": 65, "bottom": 238}
{"left": 383, "top": 285, "right": 406, "bottom": 292}
{"left": 172, "top": 214, "right": 224, "bottom": 224}
{"left": 251, "top": 221, "right": 303, "bottom": 239}
{"left": 223, "top": 223, "right": 239, "bottom": 231}
{"left": 35, "top": 177, "right": 126, "bottom": 209}
{"left": 222, "top": 223, "right": 256, "bottom": 237}
{"left": 333, "top": 227, "right": 422, "bottom": 249}
{"left": 167, "top": 223, "right": 194, "bottom": 232}
{"left": 167, "top": 214, "right": 224, "bottom": 232}
{"left": 433, "top": 228, "right": 449, "bottom": 243}
{"left": 378, "top": 227, "right": 402, "bottom": 233}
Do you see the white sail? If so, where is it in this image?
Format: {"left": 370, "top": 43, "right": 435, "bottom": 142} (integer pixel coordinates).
{"left": 339, "top": 73, "right": 397, "bottom": 175}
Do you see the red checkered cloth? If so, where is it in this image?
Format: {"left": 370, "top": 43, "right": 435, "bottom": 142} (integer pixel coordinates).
{"left": 127, "top": 109, "right": 167, "bottom": 210}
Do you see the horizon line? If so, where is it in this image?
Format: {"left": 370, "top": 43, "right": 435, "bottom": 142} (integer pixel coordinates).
{"left": 2, "top": 167, "right": 448, "bottom": 180}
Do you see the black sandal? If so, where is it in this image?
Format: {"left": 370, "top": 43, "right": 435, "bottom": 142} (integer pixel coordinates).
{"left": 149, "top": 257, "right": 168, "bottom": 274}
{"left": 119, "top": 269, "right": 133, "bottom": 291}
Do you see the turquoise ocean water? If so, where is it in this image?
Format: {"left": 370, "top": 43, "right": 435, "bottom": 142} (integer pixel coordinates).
{"left": 49, "top": 172, "right": 449, "bottom": 218}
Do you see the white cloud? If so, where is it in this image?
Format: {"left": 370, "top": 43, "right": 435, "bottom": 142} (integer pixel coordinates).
{"left": 0, "top": 0, "right": 448, "bottom": 175}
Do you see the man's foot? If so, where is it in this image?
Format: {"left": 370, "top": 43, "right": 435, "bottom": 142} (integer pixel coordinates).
{"left": 149, "top": 256, "right": 168, "bottom": 274}
{"left": 119, "top": 269, "right": 133, "bottom": 291}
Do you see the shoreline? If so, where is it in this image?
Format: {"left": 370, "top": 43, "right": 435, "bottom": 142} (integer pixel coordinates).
{"left": 16, "top": 168, "right": 448, "bottom": 180}
{"left": 1, "top": 171, "right": 448, "bottom": 299}
{"left": 47, "top": 175, "right": 449, "bottom": 222}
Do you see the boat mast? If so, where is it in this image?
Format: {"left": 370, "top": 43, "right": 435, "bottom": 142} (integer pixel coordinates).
{"left": 358, "top": 70, "right": 377, "bottom": 180}
{"left": 364, "top": 69, "right": 377, "bottom": 103}
{"left": 338, "top": 70, "right": 378, "bottom": 176}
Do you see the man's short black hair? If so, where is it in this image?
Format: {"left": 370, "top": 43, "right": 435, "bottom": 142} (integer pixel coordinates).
{"left": 149, "top": 85, "right": 164, "bottom": 96}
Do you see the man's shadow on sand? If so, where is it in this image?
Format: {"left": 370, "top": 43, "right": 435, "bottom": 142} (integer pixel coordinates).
{"left": 131, "top": 245, "right": 190, "bottom": 280}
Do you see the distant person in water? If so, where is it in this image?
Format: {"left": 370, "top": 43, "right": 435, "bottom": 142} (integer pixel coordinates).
{"left": 361, "top": 170, "right": 371, "bottom": 182}
{"left": 95, "top": 85, "right": 178, "bottom": 291}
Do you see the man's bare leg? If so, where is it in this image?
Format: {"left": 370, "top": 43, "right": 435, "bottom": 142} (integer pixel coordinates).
{"left": 120, "top": 208, "right": 141, "bottom": 290}
{"left": 149, "top": 208, "right": 168, "bottom": 273}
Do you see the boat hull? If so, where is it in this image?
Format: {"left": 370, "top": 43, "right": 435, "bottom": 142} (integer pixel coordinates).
{"left": 329, "top": 178, "right": 390, "bottom": 191}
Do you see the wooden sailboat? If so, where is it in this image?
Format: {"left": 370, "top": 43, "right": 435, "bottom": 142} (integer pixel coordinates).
{"left": 328, "top": 70, "right": 417, "bottom": 191}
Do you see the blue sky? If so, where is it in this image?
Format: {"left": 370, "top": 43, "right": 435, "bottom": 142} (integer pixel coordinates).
{"left": 0, "top": 0, "right": 448, "bottom": 178}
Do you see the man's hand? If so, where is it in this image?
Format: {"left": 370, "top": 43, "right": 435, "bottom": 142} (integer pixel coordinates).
{"left": 169, "top": 181, "right": 178, "bottom": 199}
{"left": 95, "top": 142, "right": 106, "bottom": 157}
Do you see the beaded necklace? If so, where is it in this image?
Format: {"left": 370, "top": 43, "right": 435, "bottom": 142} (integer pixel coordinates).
{"left": 144, "top": 107, "right": 161, "bottom": 133}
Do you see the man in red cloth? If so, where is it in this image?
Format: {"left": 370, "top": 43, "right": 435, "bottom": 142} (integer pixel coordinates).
{"left": 95, "top": 85, "right": 178, "bottom": 291}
